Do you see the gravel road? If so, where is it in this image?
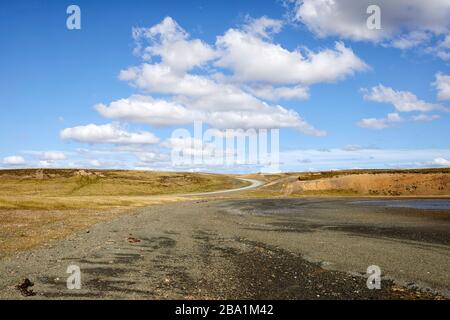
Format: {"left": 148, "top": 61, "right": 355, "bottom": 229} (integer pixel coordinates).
{"left": 181, "top": 178, "right": 265, "bottom": 196}
{"left": 0, "top": 197, "right": 448, "bottom": 299}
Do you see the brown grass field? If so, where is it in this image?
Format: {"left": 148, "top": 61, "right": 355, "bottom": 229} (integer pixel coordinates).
{"left": 0, "top": 169, "right": 246, "bottom": 257}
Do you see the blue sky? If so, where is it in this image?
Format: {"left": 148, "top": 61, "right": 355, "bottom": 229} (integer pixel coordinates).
{"left": 1, "top": 0, "right": 450, "bottom": 172}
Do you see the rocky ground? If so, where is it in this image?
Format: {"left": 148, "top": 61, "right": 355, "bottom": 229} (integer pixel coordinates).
{"left": 0, "top": 197, "right": 448, "bottom": 299}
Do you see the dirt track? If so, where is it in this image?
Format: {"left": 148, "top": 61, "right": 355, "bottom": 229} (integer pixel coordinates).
{"left": 181, "top": 178, "right": 264, "bottom": 196}
{"left": 0, "top": 197, "right": 448, "bottom": 299}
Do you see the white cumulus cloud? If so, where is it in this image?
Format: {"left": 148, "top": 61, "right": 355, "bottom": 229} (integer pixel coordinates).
{"left": 3, "top": 155, "right": 26, "bottom": 165}
{"left": 132, "top": 16, "right": 216, "bottom": 72}
{"left": 290, "top": 0, "right": 450, "bottom": 46}
{"left": 434, "top": 72, "right": 450, "bottom": 101}
{"left": 358, "top": 113, "right": 403, "bottom": 129}
{"left": 112, "top": 16, "right": 369, "bottom": 136}
{"left": 246, "top": 85, "right": 310, "bottom": 101}
{"left": 110, "top": 17, "right": 367, "bottom": 136}
{"left": 432, "top": 157, "right": 450, "bottom": 166}
{"left": 96, "top": 94, "right": 324, "bottom": 134}
{"left": 60, "top": 123, "right": 160, "bottom": 145}
{"left": 96, "top": 95, "right": 200, "bottom": 126}
{"left": 411, "top": 114, "right": 441, "bottom": 122}
{"left": 362, "top": 84, "right": 446, "bottom": 112}
{"left": 216, "top": 30, "right": 367, "bottom": 85}
{"left": 40, "top": 151, "right": 66, "bottom": 160}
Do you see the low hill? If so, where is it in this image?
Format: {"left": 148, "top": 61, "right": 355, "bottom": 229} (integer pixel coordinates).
{"left": 0, "top": 169, "right": 246, "bottom": 257}
{"left": 0, "top": 169, "right": 245, "bottom": 209}
{"left": 243, "top": 168, "right": 450, "bottom": 197}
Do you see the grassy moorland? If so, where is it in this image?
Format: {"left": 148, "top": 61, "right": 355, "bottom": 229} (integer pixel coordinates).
{"left": 0, "top": 169, "right": 246, "bottom": 210}
{"left": 0, "top": 169, "right": 246, "bottom": 256}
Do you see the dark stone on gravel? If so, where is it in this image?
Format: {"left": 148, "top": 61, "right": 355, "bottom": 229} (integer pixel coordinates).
{"left": 16, "top": 278, "right": 36, "bottom": 297}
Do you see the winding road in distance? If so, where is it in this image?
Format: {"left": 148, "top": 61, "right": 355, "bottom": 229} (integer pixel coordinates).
{"left": 181, "top": 178, "right": 265, "bottom": 196}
